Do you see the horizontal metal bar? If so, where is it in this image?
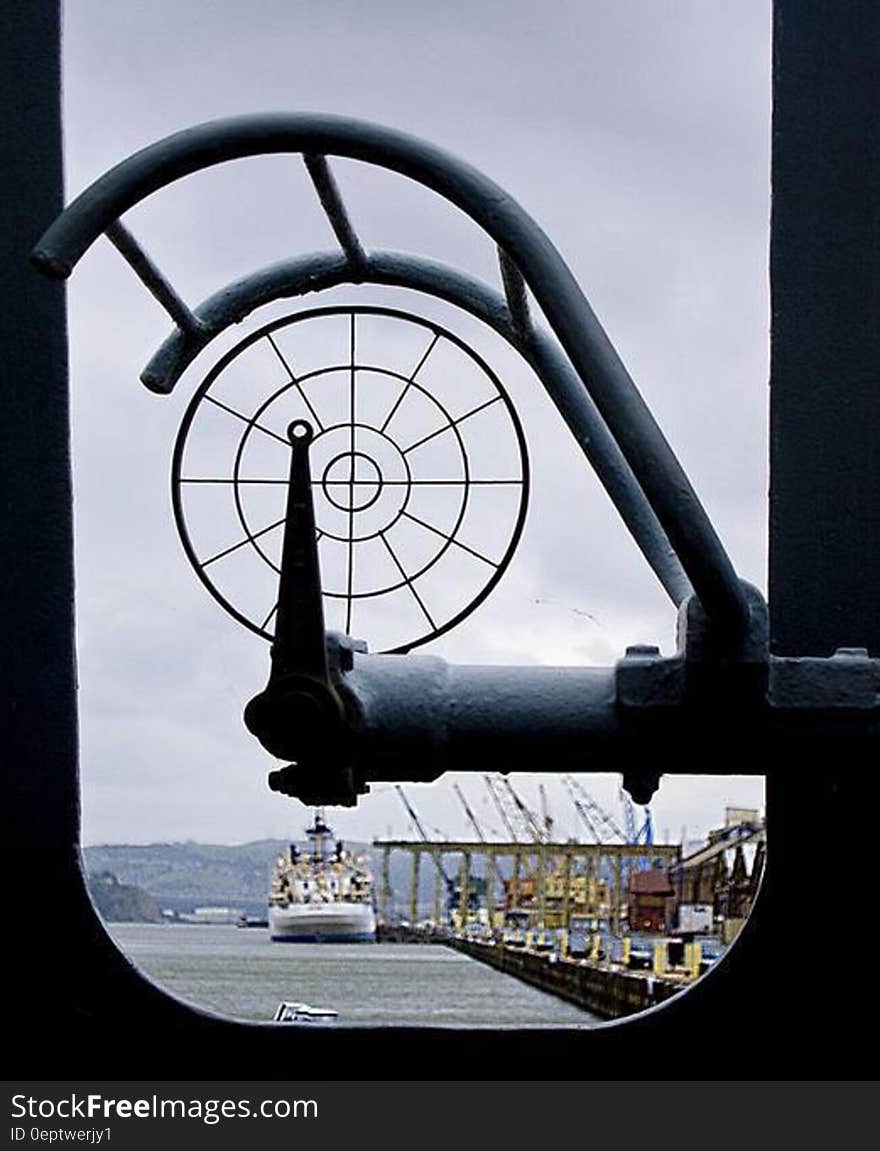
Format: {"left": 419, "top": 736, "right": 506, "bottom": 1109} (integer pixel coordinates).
{"left": 32, "top": 113, "right": 746, "bottom": 638}
{"left": 335, "top": 648, "right": 875, "bottom": 786}
{"left": 302, "top": 153, "right": 367, "bottom": 270}
{"left": 373, "top": 840, "right": 679, "bottom": 857}
{"left": 105, "top": 221, "right": 203, "bottom": 336}
{"left": 252, "top": 630, "right": 880, "bottom": 804}
{"left": 345, "top": 655, "right": 622, "bottom": 778}
{"left": 142, "top": 250, "right": 692, "bottom": 606}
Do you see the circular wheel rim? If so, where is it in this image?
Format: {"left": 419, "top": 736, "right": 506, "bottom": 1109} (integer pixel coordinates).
{"left": 171, "top": 305, "right": 530, "bottom": 653}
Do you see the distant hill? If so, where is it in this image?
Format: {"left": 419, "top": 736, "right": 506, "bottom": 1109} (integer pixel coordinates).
{"left": 82, "top": 839, "right": 442, "bottom": 919}
{"left": 87, "top": 871, "right": 162, "bottom": 923}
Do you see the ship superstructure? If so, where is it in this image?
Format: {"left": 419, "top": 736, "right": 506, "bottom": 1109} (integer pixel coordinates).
{"left": 269, "top": 810, "right": 376, "bottom": 942}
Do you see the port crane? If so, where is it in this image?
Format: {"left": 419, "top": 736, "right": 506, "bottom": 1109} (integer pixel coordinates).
{"left": 562, "top": 773, "right": 659, "bottom": 898}
{"left": 563, "top": 774, "right": 653, "bottom": 858}
{"left": 483, "top": 775, "right": 534, "bottom": 915}
{"left": 394, "top": 785, "right": 459, "bottom": 921}
{"left": 666, "top": 817, "right": 765, "bottom": 919}
{"left": 453, "top": 783, "right": 507, "bottom": 894}
{"left": 620, "top": 787, "right": 654, "bottom": 872}
{"left": 484, "top": 775, "right": 547, "bottom": 843}
{"left": 667, "top": 819, "right": 763, "bottom": 877}
{"left": 394, "top": 786, "right": 453, "bottom": 886}
{"left": 620, "top": 789, "right": 654, "bottom": 848}
{"left": 506, "top": 779, "right": 547, "bottom": 844}
{"left": 483, "top": 775, "right": 522, "bottom": 844}
{"left": 539, "top": 783, "right": 554, "bottom": 841}
{"left": 482, "top": 775, "right": 560, "bottom": 925}
{"left": 562, "top": 775, "right": 627, "bottom": 844}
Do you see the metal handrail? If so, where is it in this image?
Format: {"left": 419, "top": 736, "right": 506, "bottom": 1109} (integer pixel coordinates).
{"left": 32, "top": 112, "right": 748, "bottom": 640}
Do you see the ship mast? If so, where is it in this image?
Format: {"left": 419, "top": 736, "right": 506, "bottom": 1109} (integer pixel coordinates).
{"left": 308, "top": 806, "right": 331, "bottom": 866}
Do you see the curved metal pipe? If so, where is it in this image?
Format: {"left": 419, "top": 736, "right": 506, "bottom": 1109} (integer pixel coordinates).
{"left": 144, "top": 248, "right": 692, "bottom": 607}
{"left": 31, "top": 113, "right": 745, "bottom": 637}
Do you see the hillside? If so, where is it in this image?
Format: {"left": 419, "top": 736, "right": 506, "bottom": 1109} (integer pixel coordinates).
{"left": 87, "top": 871, "right": 162, "bottom": 923}
{"left": 82, "top": 839, "right": 440, "bottom": 919}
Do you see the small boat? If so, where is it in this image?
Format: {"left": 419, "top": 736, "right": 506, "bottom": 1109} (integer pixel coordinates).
{"left": 273, "top": 1001, "right": 338, "bottom": 1025}
{"left": 236, "top": 914, "right": 269, "bottom": 929}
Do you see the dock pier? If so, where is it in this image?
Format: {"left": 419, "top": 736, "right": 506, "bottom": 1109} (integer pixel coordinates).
{"left": 446, "top": 937, "right": 682, "bottom": 1020}
{"left": 372, "top": 811, "right": 763, "bottom": 1019}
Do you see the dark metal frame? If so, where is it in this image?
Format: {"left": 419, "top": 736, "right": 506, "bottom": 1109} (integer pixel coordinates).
{"left": 32, "top": 111, "right": 739, "bottom": 808}
{"left": 31, "top": 108, "right": 880, "bottom": 812}
{"left": 32, "top": 112, "right": 742, "bottom": 640}
{"left": 7, "top": 0, "right": 880, "bottom": 1080}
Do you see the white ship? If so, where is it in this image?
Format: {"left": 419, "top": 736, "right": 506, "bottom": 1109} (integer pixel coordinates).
{"left": 269, "top": 810, "right": 376, "bottom": 943}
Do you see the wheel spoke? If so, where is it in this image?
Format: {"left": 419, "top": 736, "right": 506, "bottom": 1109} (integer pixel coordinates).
{"left": 314, "top": 477, "right": 522, "bottom": 487}
{"left": 200, "top": 516, "right": 286, "bottom": 569}
{"left": 408, "top": 477, "right": 521, "bottom": 485}
{"left": 346, "top": 314, "right": 356, "bottom": 633}
{"left": 182, "top": 477, "right": 289, "bottom": 485}
{"left": 400, "top": 510, "right": 499, "bottom": 568}
{"left": 265, "top": 333, "right": 325, "bottom": 432}
{"left": 380, "top": 532, "right": 436, "bottom": 629}
{"left": 181, "top": 476, "right": 521, "bottom": 485}
{"left": 380, "top": 332, "right": 441, "bottom": 433}
{"left": 402, "top": 395, "right": 502, "bottom": 455}
{"left": 203, "top": 394, "right": 290, "bottom": 447}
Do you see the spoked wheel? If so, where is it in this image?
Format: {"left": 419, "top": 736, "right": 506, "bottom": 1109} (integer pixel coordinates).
{"left": 172, "top": 306, "right": 530, "bottom": 653}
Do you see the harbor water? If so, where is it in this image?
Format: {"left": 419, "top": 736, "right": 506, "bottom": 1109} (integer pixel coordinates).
{"left": 109, "top": 923, "right": 598, "bottom": 1028}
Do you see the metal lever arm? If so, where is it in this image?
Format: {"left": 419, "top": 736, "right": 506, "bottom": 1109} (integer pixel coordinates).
{"left": 243, "top": 420, "right": 364, "bottom": 804}
{"left": 271, "top": 420, "right": 330, "bottom": 682}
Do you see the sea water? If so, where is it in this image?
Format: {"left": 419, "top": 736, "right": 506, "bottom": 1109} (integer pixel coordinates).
{"left": 108, "top": 923, "right": 598, "bottom": 1028}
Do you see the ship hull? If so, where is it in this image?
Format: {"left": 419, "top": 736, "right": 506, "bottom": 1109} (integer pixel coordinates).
{"left": 269, "top": 901, "right": 376, "bottom": 943}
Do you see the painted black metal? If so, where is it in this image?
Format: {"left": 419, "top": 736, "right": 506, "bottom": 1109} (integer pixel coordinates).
{"left": 770, "top": 0, "right": 880, "bottom": 657}
{"left": 4, "top": 0, "right": 218, "bottom": 1082}
{"left": 31, "top": 112, "right": 747, "bottom": 639}
{"left": 0, "top": 0, "right": 76, "bottom": 850}
{"left": 242, "top": 419, "right": 353, "bottom": 779}
{"left": 156, "top": 252, "right": 691, "bottom": 608}
{"left": 171, "top": 305, "right": 530, "bottom": 653}
{"left": 303, "top": 154, "right": 368, "bottom": 272}
{"left": 245, "top": 581, "right": 880, "bottom": 806}
{"left": 105, "top": 220, "right": 204, "bottom": 336}
{"left": 6, "top": 0, "right": 878, "bottom": 1083}
{"left": 498, "top": 246, "right": 532, "bottom": 339}
{"left": 272, "top": 420, "right": 329, "bottom": 681}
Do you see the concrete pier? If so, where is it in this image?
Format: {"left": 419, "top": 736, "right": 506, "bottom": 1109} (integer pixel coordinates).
{"left": 448, "top": 938, "right": 682, "bottom": 1020}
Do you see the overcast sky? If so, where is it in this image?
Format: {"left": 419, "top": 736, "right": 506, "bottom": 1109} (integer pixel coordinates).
{"left": 64, "top": 1, "right": 769, "bottom": 847}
